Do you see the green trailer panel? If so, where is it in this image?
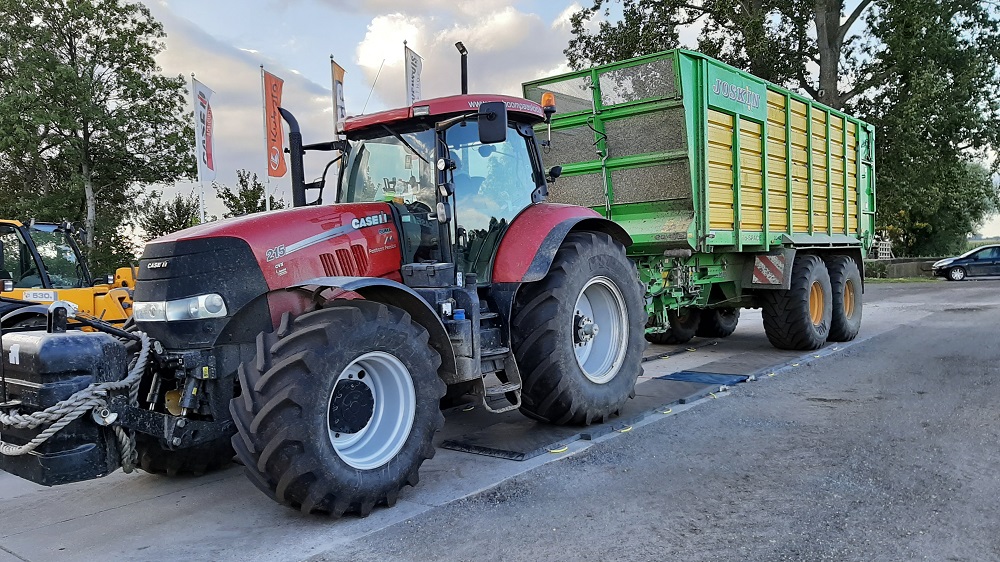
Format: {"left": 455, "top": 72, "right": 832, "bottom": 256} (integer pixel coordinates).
{"left": 523, "top": 49, "right": 876, "bottom": 257}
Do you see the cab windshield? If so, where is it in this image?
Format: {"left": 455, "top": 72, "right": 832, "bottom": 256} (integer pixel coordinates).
{"left": 28, "top": 227, "right": 88, "bottom": 288}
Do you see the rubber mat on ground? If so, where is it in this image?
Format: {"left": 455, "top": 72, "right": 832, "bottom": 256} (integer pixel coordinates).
{"left": 657, "top": 371, "right": 751, "bottom": 386}
{"left": 441, "top": 378, "right": 714, "bottom": 461}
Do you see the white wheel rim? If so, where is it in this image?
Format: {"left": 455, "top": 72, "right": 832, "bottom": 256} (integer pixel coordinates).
{"left": 327, "top": 351, "right": 416, "bottom": 470}
{"left": 951, "top": 268, "right": 964, "bottom": 280}
{"left": 573, "top": 276, "right": 629, "bottom": 384}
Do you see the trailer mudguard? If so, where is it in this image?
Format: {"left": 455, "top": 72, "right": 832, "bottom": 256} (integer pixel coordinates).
{"left": 492, "top": 203, "right": 632, "bottom": 283}
{"left": 288, "top": 276, "right": 458, "bottom": 384}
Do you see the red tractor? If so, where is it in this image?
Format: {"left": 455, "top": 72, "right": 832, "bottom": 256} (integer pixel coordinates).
{"left": 1, "top": 84, "right": 644, "bottom": 517}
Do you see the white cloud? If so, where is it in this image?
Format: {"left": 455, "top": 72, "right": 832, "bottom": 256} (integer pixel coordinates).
{"left": 354, "top": 6, "right": 576, "bottom": 110}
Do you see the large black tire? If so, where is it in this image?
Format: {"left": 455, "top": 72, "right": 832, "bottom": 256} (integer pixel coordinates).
{"left": 825, "top": 256, "right": 863, "bottom": 342}
{"left": 645, "top": 308, "right": 700, "bottom": 345}
{"left": 230, "top": 301, "right": 445, "bottom": 517}
{"left": 761, "top": 254, "right": 832, "bottom": 350}
{"left": 511, "top": 232, "right": 645, "bottom": 426}
{"left": 136, "top": 435, "right": 235, "bottom": 476}
{"left": 695, "top": 308, "right": 740, "bottom": 338}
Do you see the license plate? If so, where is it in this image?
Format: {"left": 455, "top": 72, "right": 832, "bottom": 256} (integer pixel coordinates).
{"left": 22, "top": 290, "right": 57, "bottom": 302}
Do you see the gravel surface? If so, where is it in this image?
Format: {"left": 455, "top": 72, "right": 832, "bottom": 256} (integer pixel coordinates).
{"left": 313, "top": 287, "right": 1000, "bottom": 562}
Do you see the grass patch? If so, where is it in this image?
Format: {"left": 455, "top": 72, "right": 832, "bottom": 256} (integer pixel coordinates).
{"left": 865, "top": 277, "right": 941, "bottom": 284}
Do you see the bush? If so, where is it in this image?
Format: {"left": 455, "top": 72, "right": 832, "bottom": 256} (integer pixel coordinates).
{"left": 864, "top": 260, "right": 888, "bottom": 279}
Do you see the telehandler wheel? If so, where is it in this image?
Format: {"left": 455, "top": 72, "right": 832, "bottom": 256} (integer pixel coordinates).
{"left": 695, "top": 308, "right": 740, "bottom": 338}
{"left": 645, "top": 309, "right": 700, "bottom": 345}
{"left": 230, "top": 301, "right": 445, "bottom": 517}
{"left": 135, "top": 435, "right": 235, "bottom": 476}
{"left": 511, "top": 232, "right": 645, "bottom": 426}
{"left": 761, "top": 254, "right": 832, "bottom": 350}
{"left": 825, "top": 256, "right": 863, "bottom": 342}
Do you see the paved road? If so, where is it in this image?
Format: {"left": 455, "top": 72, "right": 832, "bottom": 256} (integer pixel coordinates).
{"left": 2, "top": 279, "right": 998, "bottom": 561}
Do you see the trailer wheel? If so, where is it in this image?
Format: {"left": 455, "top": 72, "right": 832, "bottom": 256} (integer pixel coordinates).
{"left": 511, "top": 232, "right": 644, "bottom": 426}
{"left": 230, "top": 301, "right": 445, "bottom": 516}
{"left": 135, "top": 435, "right": 235, "bottom": 476}
{"left": 645, "top": 309, "right": 700, "bottom": 345}
{"left": 825, "top": 256, "right": 863, "bottom": 342}
{"left": 695, "top": 308, "right": 740, "bottom": 338}
{"left": 761, "top": 254, "right": 832, "bottom": 350}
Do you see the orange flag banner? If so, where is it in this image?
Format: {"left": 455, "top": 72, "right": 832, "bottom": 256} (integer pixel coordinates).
{"left": 263, "top": 70, "right": 287, "bottom": 178}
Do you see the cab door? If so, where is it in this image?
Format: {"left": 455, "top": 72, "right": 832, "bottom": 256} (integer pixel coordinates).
{"left": 446, "top": 121, "right": 539, "bottom": 282}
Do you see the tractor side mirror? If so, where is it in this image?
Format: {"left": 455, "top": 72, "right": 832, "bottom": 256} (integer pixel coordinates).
{"left": 477, "top": 101, "right": 507, "bottom": 144}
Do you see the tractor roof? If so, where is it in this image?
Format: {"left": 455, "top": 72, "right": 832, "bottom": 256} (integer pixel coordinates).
{"left": 344, "top": 94, "right": 545, "bottom": 135}
{"left": 0, "top": 219, "right": 22, "bottom": 227}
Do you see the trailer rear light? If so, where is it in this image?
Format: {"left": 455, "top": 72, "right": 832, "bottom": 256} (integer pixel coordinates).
{"left": 133, "top": 293, "right": 228, "bottom": 322}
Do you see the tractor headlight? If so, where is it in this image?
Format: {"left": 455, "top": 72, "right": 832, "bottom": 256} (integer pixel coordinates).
{"left": 133, "top": 293, "right": 228, "bottom": 322}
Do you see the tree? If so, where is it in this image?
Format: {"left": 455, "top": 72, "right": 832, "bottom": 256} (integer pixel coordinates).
{"left": 137, "top": 190, "right": 202, "bottom": 241}
{"left": 856, "top": 0, "right": 1000, "bottom": 255}
{"left": 0, "top": 0, "right": 194, "bottom": 268}
{"left": 565, "top": 0, "right": 874, "bottom": 109}
{"left": 213, "top": 169, "right": 285, "bottom": 218}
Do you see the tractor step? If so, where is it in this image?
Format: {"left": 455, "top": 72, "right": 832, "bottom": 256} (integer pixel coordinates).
{"left": 485, "top": 382, "right": 521, "bottom": 396}
{"left": 481, "top": 346, "right": 509, "bottom": 358}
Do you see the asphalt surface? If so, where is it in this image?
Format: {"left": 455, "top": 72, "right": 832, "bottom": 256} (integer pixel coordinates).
{"left": 2, "top": 279, "right": 999, "bottom": 561}
{"left": 315, "top": 280, "right": 1000, "bottom": 562}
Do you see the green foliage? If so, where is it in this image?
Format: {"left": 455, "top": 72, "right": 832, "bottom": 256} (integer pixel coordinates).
{"left": 137, "top": 190, "right": 202, "bottom": 241}
{"left": 856, "top": 0, "right": 1000, "bottom": 256}
{"left": 213, "top": 169, "right": 285, "bottom": 218}
{"left": 863, "top": 260, "right": 888, "bottom": 279}
{"left": 565, "top": 0, "right": 812, "bottom": 85}
{"left": 0, "top": 0, "right": 194, "bottom": 271}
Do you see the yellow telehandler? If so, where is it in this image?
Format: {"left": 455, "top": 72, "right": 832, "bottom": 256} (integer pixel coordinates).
{"left": 0, "top": 219, "right": 135, "bottom": 326}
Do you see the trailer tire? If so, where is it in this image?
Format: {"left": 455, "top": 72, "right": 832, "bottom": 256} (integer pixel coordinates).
{"left": 136, "top": 435, "right": 235, "bottom": 476}
{"left": 645, "top": 309, "right": 700, "bottom": 345}
{"left": 761, "top": 254, "right": 832, "bottom": 350}
{"left": 511, "top": 232, "right": 644, "bottom": 426}
{"left": 230, "top": 301, "right": 445, "bottom": 517}
{"left": 825, "top": 256, "right": 863, "bottom": 342}
{"left": 695, "top": 308, "right": 740, "bottom": 338}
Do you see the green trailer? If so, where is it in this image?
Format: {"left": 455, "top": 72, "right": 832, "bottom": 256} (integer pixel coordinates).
{"left": 523, "top": 49, "right": 876, "bottom": 350}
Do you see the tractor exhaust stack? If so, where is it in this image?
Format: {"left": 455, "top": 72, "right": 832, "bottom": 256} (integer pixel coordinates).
{"left": 278, "top": 107, "right": 307, "bottom": 208}
{"left": 455, "top": 42, "right": 468, "bottom": 95}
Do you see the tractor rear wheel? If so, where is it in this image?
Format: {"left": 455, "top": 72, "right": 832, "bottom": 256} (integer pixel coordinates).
{"left": 695, "top": 308, "right": 740, "bottom": 338}
{"left": 511, "top": 232, "right": 644, "bottom": 426}
{"left": 230, "top": 301, "right": 445, "bottom": 517}
{"left": 826, "top": 256, "right": 863, "bottom": 342}
{"left": 645, "top": 308, "right": 700, "bottom": 345}
{"left": 761, "top": 254, "right": 832, "bottom": 350}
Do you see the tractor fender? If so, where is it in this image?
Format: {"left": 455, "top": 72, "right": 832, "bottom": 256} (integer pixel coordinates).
{"left": 288, "top": 276, "right": 458, "bottom": 385}
{"left": 492, "top": 203, "right": 632, "bottom": 283}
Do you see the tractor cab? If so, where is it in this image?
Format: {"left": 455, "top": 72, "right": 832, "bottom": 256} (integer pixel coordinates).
{"left": 339, "top": 95, "right": 548, "bottom": 283}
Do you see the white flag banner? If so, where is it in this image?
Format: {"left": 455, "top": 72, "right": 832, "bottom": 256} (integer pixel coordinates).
{"left": 192, "top": 78, "right": 216, "bottom": 182}
{"left": 404, "top": 44, "right": 422, "bottom": 106}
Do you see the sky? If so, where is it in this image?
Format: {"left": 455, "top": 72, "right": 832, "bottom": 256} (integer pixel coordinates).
{"left": 145, "top": 0, "right": 587, "bottom": 216}
{"left": 144, "top": 0, "right": 1000, "bottom": 236}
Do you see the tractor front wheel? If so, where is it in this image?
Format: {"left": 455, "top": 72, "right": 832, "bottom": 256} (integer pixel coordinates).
{"left": 511, "top": 232, "right": 645, "bottom": 426}
{"left": 230, "top": 301, "right": 445, "bottom": 516}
